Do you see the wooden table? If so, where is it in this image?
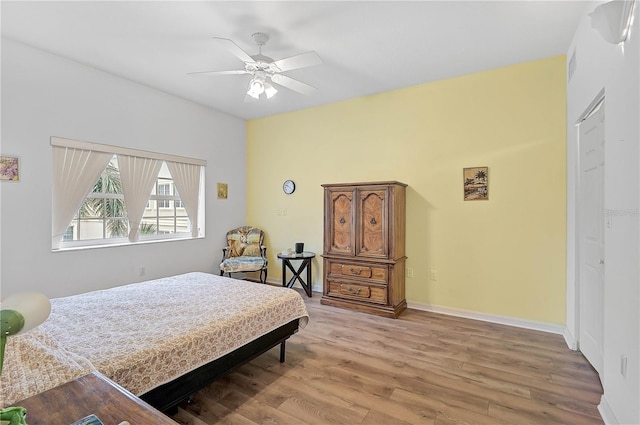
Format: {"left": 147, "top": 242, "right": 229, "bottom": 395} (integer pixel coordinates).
{"left": 278, "top": 251, "right": 315, "bottom": 297}
{"left": 12, "top": 372, "right": 178, "bottom": 425}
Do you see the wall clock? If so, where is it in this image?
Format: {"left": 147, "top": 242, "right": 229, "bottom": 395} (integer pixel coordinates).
{"left": 283, "top": 180, "right": 295, "bottom": 194}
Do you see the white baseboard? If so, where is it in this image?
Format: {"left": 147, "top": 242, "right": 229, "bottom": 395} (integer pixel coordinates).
{"left": 407, "top": 300, "right": 566, "bottom": 336}
{"left": 598, "top": 395, "right": 619, "bottom": 425}
{"left": 563, "top": 327, "right": 578, "bottom": 350}
{"left": 267, "top": 280, "right": 567, "bottom": 336}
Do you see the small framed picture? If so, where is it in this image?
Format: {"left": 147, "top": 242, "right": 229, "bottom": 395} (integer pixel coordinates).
{"left": 463, "top": 166, "right": 488, "bottom": 201}
{"left": 217, "top": 182, "right": 228, "bottom": 199}
{"left": 0, "top": 155, "right": 20, "bottom": 182}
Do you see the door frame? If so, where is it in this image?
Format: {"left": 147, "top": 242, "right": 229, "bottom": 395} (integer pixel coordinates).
{"left": 566, "top": 89, "right": 605, "bottom": 352}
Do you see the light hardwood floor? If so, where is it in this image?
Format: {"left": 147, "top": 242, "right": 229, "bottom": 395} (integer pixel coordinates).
{"left": 171, "top": 291, "right": 603, "bottom": 425}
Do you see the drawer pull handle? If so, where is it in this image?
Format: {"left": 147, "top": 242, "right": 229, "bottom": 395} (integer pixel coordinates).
{"left": 339, "top": 216, "right": 346, "bottom": 225}
{"left": 349, "top": 267, "right": 363, "bottom": 275}
{"left": 370, "top": 217, "right": 377, "bottom": 225}
{"left": 348, "top": 287, "right": 362, "bottom": 295}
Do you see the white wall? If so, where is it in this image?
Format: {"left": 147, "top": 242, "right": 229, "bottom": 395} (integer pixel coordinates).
{"left": 0, "top": 38, "right": 247, "bottom": 298}
{"left": 566, "top": 2, "right": 639, "bottom": 424}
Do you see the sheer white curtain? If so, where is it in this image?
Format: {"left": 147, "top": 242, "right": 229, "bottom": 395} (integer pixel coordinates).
{"left": 166, "top": 161, "right": 203, "bottom": 237}
{"left": 51, "top": 146, "right": 113, "bottom": 248}
{"left": 117, "top": 154, "right": 162, "bottom": 242}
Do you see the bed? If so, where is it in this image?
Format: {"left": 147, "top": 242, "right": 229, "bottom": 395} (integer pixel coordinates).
{"left": 0, "top": 272, "right": 309, "bottom": 412}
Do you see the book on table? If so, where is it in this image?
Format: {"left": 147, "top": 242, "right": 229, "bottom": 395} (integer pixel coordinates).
{"left": 69, "top": 414, "right": 104, "bottom": 425}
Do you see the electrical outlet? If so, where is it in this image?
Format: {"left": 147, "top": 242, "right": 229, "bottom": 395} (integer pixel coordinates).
{"left": 407, "top": 267, "right": 414, "bottom": 278}
{"left": 430, "top": 269, "right": 438, "bottom": 281}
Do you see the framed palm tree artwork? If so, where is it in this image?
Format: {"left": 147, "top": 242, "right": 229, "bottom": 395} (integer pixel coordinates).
{"left": 217, "top": 183, "right": 228, "bottom": 199}
{"left": 463, "top": 166, "right": 488, "bottom": 201}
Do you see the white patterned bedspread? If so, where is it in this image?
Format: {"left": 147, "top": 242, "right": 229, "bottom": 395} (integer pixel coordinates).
{"left": 0, "top": 272, "right": 309, "bottom": 405}
{"left": 0, "top": 327, "right": 96, "bottom": 406}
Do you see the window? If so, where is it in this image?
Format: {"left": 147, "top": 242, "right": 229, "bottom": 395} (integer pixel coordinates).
{"left": 63, "top": 226, "right": 74, "bottom": 241}
{"left": 65, "top": 155, "right": 128, "bottom": 242}
{"left": 51, "top": 137, "right": 205, "bottom": 250}
{"left": 142, "top": 164, "right": 190, "bottom": 236}
{"left": 157, "top": 183, "right": 171, "bottom": 208}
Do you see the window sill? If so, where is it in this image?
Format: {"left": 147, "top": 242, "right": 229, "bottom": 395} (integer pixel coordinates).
{"left": 52, "top": 234, "right": 205, "bottom": 252}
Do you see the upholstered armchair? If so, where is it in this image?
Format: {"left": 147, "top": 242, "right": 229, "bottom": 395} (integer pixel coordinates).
{"left": 219, "top": 226, "right": 268, "bottom": 283}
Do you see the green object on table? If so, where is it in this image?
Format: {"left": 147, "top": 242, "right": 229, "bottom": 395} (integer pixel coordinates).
{"left": 0, "top": 310, "right": 25, "bottom": 376}
{"left": 0, "top": 293, "right": 51, "bottom": 377}
{"left": 0, "top": 407, "right": 27, "bottom": 425}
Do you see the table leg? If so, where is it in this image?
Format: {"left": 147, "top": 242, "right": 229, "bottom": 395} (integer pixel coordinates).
{"left": 281, "top": 259, "right": 287, "bottom": 288}
{"left": 306, "top": 259, "right": 313, "bottom": 297}
{"left": 279, "top": 257, "right": 314, "bottom": 297}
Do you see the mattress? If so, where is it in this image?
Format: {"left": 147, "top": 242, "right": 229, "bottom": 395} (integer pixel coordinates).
{"left": 0, "top": 272, "right": 309, "bottom": 406}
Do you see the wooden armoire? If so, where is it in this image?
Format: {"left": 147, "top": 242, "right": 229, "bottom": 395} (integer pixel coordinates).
{"left": 321, "top": 181, "right": 407, "bottom": 318}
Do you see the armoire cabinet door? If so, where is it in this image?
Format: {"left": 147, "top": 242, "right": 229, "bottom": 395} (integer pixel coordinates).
{"left": 326, "top": 189, "right": 355, "bottom": 256}
{"left": 357, "top": 189, "right": 388, "bottom": 258}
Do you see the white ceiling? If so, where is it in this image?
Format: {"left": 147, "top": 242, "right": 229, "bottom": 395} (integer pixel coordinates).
{"left": 1, "top": 1, "right": 588, "bottom": 120}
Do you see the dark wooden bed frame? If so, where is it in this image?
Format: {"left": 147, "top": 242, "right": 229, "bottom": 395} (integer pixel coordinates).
{"left": 140, "top": 318, "right": 300, "bottom": 413}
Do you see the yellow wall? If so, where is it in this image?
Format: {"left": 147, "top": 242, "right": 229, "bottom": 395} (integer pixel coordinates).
{"left": 247, "top": 56, "right": 567, "bottom": 325}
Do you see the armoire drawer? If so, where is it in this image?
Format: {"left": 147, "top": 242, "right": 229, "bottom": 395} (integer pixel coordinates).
{"left": 327, "top": 260, "right": 388, "bottom": 283}
{"left": 327, "top": 280, "right": 387, "bottom": 304}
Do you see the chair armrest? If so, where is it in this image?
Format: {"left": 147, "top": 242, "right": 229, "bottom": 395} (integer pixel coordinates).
{"left": 260, "top": 246, "right": 268, "bottom": 267}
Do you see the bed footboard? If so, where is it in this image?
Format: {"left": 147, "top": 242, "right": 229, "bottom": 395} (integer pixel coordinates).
{"left": 140, "top": 318, "right": 300, "bottom": 413}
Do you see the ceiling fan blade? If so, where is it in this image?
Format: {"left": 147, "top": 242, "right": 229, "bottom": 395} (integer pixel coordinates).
{"left": 187, "top": 70, "right": 249, "bottom": 77}
{"left": 271, "top": 74, "right": 317, "bottom": 96}
{"left": 244, "top": 94, "right": 258, "bottom": 103}
{"left": 212, "top": 37, "right": 255, "bottom": 64}
{"left": 272, "top": 51, "right": 323, "bottom": 72}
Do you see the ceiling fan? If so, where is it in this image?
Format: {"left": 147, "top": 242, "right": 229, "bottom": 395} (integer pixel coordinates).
{"left": 189, "top": 32, "right": 323, "bottom": 102}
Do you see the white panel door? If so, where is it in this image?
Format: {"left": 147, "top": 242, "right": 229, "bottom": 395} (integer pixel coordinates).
{"left": 578, "top": 102, "right": 605, "bottom": 374}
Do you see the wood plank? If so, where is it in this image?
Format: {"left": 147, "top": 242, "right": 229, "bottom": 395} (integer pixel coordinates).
{"left": 172, "top": 291, "right": 603, "bottom": 425}
{"left": 391, "top": 387, "right": 510, "bottom": 425}
{"left": 489, "top": 400, "right": 605, "bottom": 425}
{"left": 235, "top": 362, "right": 370, "bottom": 424}
{"left": 463, "top": 362, "right": 602, "bottom": 405}
{"left": 217, "top": 389, "right": 303, "bottom": 425}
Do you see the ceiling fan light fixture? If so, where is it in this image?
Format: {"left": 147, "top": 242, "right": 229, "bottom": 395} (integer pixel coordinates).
{"left": 264, "top": 82, "right": 278, "bottom": 99}
{"left": 247, "top": 77, "right": 265, "bottom": 99}
{"left": 192, "top": 32, "right": 323, "bottom": 101}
